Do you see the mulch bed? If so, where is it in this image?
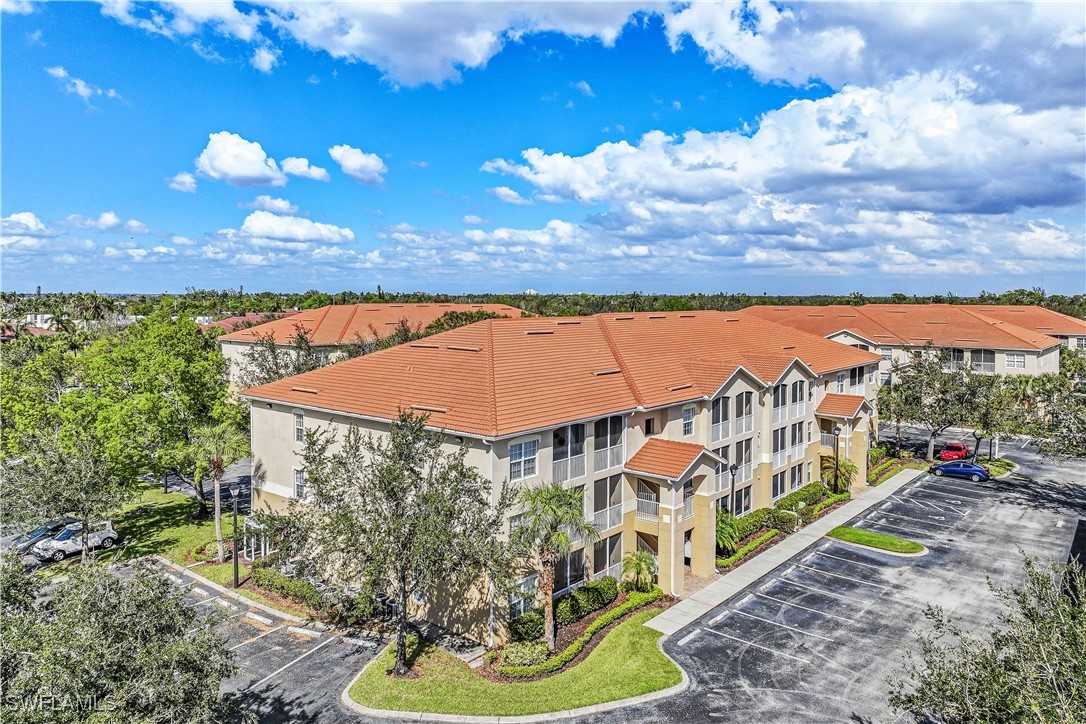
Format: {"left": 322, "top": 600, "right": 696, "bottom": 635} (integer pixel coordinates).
{"left": 716, "top": 530, "right": 785, "bottom": 574}
{"left": 479, "top": 593, "right": 674, "bottom": 683}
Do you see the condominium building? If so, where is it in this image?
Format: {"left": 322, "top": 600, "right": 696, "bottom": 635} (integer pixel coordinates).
{"left": 742, "top": 304, "right": 1063, "bottom": 385}
{"left": 218, "top": 302, "right": 523, "bottom": 385}
{"left": 241, "top": 312, "right": 881, "bottom": 644}
{"left": 966, "top": 305, "right": 1086, "bottom": 351}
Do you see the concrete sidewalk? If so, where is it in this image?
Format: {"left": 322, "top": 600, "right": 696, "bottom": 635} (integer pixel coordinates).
{"left": 646, "top": 468, "right": 926, "bottom": 635}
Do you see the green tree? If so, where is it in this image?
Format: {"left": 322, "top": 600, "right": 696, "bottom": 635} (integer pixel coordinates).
{"left": 888, "top": 557, "right": 1086, "bottom": 723}
{"left": 877, "top": 365, "right": 917, "bottom": 456}
{"left": 238, "top": 324, "right": 327, "bottom": 387}
{"left": 621, "top": 549, "right": 658, "bottom": 592}
{"left": 715, "top": 509, "right": 741, "bottom": 555}
{"left": 1034, "top": 387, "right": 1086, "bottom": 459}
{"left": 288, "top": 412, "right": 517, "bottom": 675}
{"left": 821, "top": 456, "right": 858, "bottom": 494}
{"left": 893, "top": 346, "right": 973, "bottom": 460}
{"left": 192, "top": 423, "right": 249, "bottom": 564}
{"left": 513, "top": 482, "right": 600, "bottom": 653}
{"left": 0, "top": 559, "right": 236, "bottom": 723}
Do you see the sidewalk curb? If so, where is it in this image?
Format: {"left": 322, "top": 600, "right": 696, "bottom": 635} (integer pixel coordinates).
{"left": 338, "top": 615, "right": 690, "bottom": 722}
{"left": 152, "top": 555, "right": 308, "bottom": 624}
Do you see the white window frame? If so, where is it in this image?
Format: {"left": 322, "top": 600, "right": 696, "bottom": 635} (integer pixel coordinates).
{"left": 509, "top": 437, "right": 539, "bottom": 482}
{"left": 682, "top": 405, "right": 695, "bottom": 437}
{"left": 772, "top": 471, "right": 787, "bottom": 499}
{"left": 836, "top": 373, "right": 845, "bottom": 393}
{"left": 509, "top": 574, "right": 538, "bottom": 619}
{"left": 293, "top": 411, "right": 304, "bottom": 443}
{"left": 880, "top": 347, "right": 893, "bottom": 361}
{"left": 1006, "top": 352, "right": 1025, "bottom": 369}
{"left": 293, "top": 468, "right": 306, "bottom": 499}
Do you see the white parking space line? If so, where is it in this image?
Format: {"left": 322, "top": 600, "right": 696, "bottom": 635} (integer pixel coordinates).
{"left": 192, "top": 596, "right": 222, "bottom": 607}
{"left": 875, "top": 510, "right": 953, "bottom": 528}
{"left": 703, "top": 627, "right": 811, "bottom": 664}
{"left": 813, "top": 550, "right": 894, "bottom": 570}
{"left": 677, "top": 628, "right": 702, "bottom": 646}
{"left": 908, "top": 486, "right": 979, "bottom": 503}
{"left": 229, "top": 625, "right": 286, "bottom": 651}
{"left": 774, "top": 578, "right": 875, "bottom": 606}
{"left": 244, "top": 635, "right": 339, "bottom": 692}
{"left": 791, "top": 563, "right": 888, "bottom": 589}
{"left": 913, "top": 483, "right": 985, "bottom": 500}
{"left": 755, "top": 592, "right": 855, "bottom": 622}
{"left": 728, "top": 609, "right": 832, "bottom": 641}
{"left": 889, "top": 494, "right": 945, "bottom": 512}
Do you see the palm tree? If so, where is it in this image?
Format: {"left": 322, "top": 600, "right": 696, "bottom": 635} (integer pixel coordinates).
{"left": 715, "top": 509, "right": 741, "bottom": 555}
{"left": 621, "top": 549, "right": 657, "bottom": 592}
{"left": 513, "top": 482, "right": 600, "bottom": 652}
{"left": 193, "top": 423, "right": 249, "bottom": 564}
{"left": 821, "top": 456, "right": 858, "bottom": 494}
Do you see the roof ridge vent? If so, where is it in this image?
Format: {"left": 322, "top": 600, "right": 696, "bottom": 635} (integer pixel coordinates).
{"left": 724, "top": 317, "right": 740, "bottom": 322}
{"left": 409, "top": 343, "right": 440, "bottom": 349}
{"left": 447, "top": 345, "right": 480, "bottom": 352}
{"left": 593, "top": 369, "right": 621, "bottom": 376}
{"left": 648, "top": 315, "right": 666, "bottom": 319}
{"left": 525, "top": 330, "right": 554, "bottom": 335}
{"left": 667, "top": 383, "right": 693, "bottom": 391}
{"left": 614, "top": 316, "right": 634, "bottom": 321}
{"left": 290, "top": 386, "right": 320, "bottom": 394}
{"left": 781, "top": 345, "right": 796, "bottom": 350}
{"left": 925, "top": 320, "right": 948, "bottom": 324}
{"left": 410, "top": 404, "right": 448, "bottom": 413}
{"left": 678, "top": 314, "right": 695, "bottom": 318}
{"left": 556, "top": 320, "right": 582, "bottom": 325}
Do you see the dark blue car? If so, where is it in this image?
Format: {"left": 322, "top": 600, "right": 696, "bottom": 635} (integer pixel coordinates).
{"left": 929, "top": 461, "right": 992, "bottom": 482}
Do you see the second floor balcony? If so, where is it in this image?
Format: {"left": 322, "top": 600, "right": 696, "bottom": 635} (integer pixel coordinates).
{"left": 635, "top": 496, "right": 659, "bottom": 522}
{"left": 552, "top": 454, "right": 586, "bottom": 484}
{"left": 711, "top": 419, "right": 730, "bottom": 442}
{"left": 820, "top": 432, "right": 838, "bottom": 448}
{"left": 734, "top": 415, "right": 753, "bottom": 435}
{"left": 592, "top": 503, "right": 623, "bottom": 531}
{"left": 594, "top": 444, "right": 624, "bottom": 473}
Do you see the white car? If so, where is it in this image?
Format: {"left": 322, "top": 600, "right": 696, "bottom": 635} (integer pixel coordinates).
{"left": 32, "top": 521, "right": 118, "bottom": 562}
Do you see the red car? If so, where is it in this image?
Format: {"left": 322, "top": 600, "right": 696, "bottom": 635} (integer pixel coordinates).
{"left": 937, "top": 442, "right": 969, "bottom": 461}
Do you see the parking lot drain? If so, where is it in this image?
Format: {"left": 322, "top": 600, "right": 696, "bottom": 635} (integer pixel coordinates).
{"left": 703, "top": 628, "right": 811, "bottom": 663}
{"left": 246, "top": 611, "right": 273, "bottom": 626}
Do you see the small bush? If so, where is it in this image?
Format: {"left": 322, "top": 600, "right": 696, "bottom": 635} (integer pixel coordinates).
{"left": 773, "top": 482, "right": 829, "bottom": 512}
{"left": 803, "top": 492, "right": 851, "bottom": 522}
{"left": 555, "top": 576, "right": 618, "bottom": 626}
{"left": 716, "top": 530, "right": 779, "bottom": 569}
{"left": 735, "top": 508, "right": 771, "bottom": 540}
{"left": 767, "top": 508, "right": 798, "bottom": 532}
{"left": 500, "top": 640, "right": 550, "bottom": 667}
{"left": 250, "top": 560, "right": 326, "bottom": 611}
{"left": 869, "top": 444, "right": 889, "bottom": 467}
{"left": 508, "top": 609, "right": 544, "bottom": 642}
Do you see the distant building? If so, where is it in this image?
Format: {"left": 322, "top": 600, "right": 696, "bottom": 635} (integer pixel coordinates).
{"left": 197, "top": 311, "right": 298, "bottom": 334}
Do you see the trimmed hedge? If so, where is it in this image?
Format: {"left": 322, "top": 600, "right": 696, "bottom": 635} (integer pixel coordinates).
{"left": 803, "top": 491, "right": 851, "bottom": 521}
{"left": 867, "top": 458, "right": 897, "bottom": 481}
{"left": 716, "top": 529, "right": 779, "bottom": 569}
{"left": 773, "top": 482, "right": 829, "bottom": 512}
{"left": 250, "top": 558, "right": 326, "bottom": 611}
{"left": 735, "top": 508, "right": 771, "bottom": 540}
{"left": 510, "top": 576, "right": 619, "bottom": 642}
{"left": 868, "top": 445, "right": 890, "bottom": 467}
{"left": 766, "top": 508, "right": 798, "bottom": 532}
{"left": 500, "top": 640, "right": 550, "bottom": 667}
{"left": 495, "top": 588, "right": 663, "bottom": 678}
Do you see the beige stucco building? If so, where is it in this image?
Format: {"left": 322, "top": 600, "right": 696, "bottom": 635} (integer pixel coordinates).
{"left": 242, "top": 312, "right": 881, "bottom": 645}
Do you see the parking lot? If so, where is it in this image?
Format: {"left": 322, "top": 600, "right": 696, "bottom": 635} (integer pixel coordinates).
{"left": 595, "top": 446, "right": 1085, "bottom": 724}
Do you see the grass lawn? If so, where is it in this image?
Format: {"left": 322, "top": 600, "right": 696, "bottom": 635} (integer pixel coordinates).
{"left": 975, "top": 456, "right": 1016, "bottom": 477}
{"left": 348, "top": 609, "right": 681, "bottom": 716}
{"left": 827, "top": 525, "right": 924, "bottom": 554}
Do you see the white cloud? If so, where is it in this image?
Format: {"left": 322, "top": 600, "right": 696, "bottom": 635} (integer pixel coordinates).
{"left": 2, "top": 0, "right": 35, "bottom": 15}
{"left": 195, "top": 131, "right": 287, "bottom": 187}
{"left": 462, "top": 214, "right": 486, "bottom": 225}
{"left": 124, "top": 219, "right": 150, "bottom": 234}
{"left": 307, "top": 74, "right": 320, "bottom": 84}
{"left": 43, "top": 65, "right": 123, "bottom": 104}
{"left": 167, "top": 171, "right": 197, "bottom": 192}
{"left": 190, "top": 40, "right": 225, "bottom": 62}
{"left": 171, "top": 235, "right": 197, "bottom": 245}
{"left": 99, "top": 0, "right": 260, "bottom": 42}
{"left": 240, "top": 195, "right": 298, "bottom": 214}
{"left": 2, "top": 212, "right": 54, "bottom": 237}
{"left": 572, "top": 80, "right": 595, "bottom": 97}
{"left": 63, "top": 211, "right": 122, "bottom": 230}
{"left": 250, "top": 45, "right": 280, "bottom": 73}
{"left": 488, "top": 186, "right": 532, "bottom": 205}
{"left": 238, "top": 209, "right": 355, "bottom": 244}
{"left": 328, "top": 144, "right": 387, "bottom": 185}
{"left": 281, "top": 156, "right": 330, "bottom": 181}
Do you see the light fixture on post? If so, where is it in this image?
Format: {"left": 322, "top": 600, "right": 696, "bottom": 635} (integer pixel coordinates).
{"left": 229, "top": 483, "right": 241, "bottom": 589}
{"left": 832, "top": 425, "right": 843, "bottom": 494}
{"left": 729, "top": 463, "right": 739, "bottom": 510}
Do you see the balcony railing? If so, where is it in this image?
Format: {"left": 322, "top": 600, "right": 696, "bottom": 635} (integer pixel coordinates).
{"left": 636, "top": 497, "right": 659, "bottom": 522}
{"left": 736, "top": 462, "right": 753, "bottom": 483}
{"left": 682, "top": 496, "right": 693, "bottom": 520}
{"left": 594, "top": 445, "right": 623, "bottom": 472}
{"left": 711, "top": 420, "right": 730, "bottom": 442}
{"left": 771, "top": 406, "right": 787, "bottom": 424}
{"left": 771, "top": 450, "right": 787, "bottom": 468}
{"left": 553, "top": 577, "right": 586, "bottom": 599}
{"left": 592, "top": 503, "right": 623, "bottom": 531}
{"left": 715, "top": 470, "right": 728, "bottom": 492}
{"left": 735, "top": 415, "right": 753, "bottom": 435}
{"left": 552, "top": 454, "right": 586, "bottom": 484}
{"left": 820, "top": 433, "right": 838, "bottom": 448}
{"left": 791, "top": 401, "right": 805, "bottom": 418}
{"left": 850, "top": 384, "right": 864, "bottom": 395}
{"left": 596, "top": 562, "right": 622, "bottom": 582}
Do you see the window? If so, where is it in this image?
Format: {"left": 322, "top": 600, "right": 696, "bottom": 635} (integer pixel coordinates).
{"left": 867, "top": 366, "right": 875, "bottom": 384}
{"left": 315, "top": 349, "right": 330, "bottom": 366}
{"left": 791, "top": 380, "right": 805, "bottom": 405}
{"left": 594, "top": 416, "right": 623, "bottom": 450}
{"left": 735, "top": 392, "right": 752, "bottom": 418}
{"left": 880, "top": 371, "right": 891, "bottom": 386}
{"left": 790, "top": 464, "right": 803, "bottom": 490}
{"left": 554, "top": 549, "right": 585, "bottom": 596}
{"left": 593, "top": 533, "right": 622, "bottom": 577}
{"left": 294, "top": 412, "right": 304, "bottom": 443}
{"left": 880, "top": 347, "right": 893, "bottom": 361}
{"left": 509, "top": 439, "right": 539, "bottom": 481}
{"left": 509, "top": 513, "right": 525, "bottom": 536}
{"left": 1078, "top": 337, "right": 1086, "bottom": 349}
{"left": 509, "top": 574, "right": 538, "bottom": 619}
{"left": 849, "top": 366, "right": 864, "bottom": 388}
{"left": 772, "top": 427, "right": 786, "bottom": 453}
{"left": 593, "top": 476, "right": 621, "bottom": 515}
{"left": 772, "top": 471, "right": 787, "bottom": 499}
{"left": 807, "top": 421, "right": 813, "bottom": 440}
{"left": 714, "top": 445, "right": 730, "bottom": 488}
{"left": 293, "top": 469, "right": 306, "bottom": 499}
{"left": 1006, "top": 353, "right": 1025, "bottom": 369}
{"left": 836, "top": 373, "right": 845, "bottom": 393}
{"left": 644, "top": 417, "right": 655, "bottom": 436}
{"left": 807, "top": 461, "right": 812, "bottom": 483}
{"left": 553, "top": 424, "right": 586, "bottom": 461}
{"left": 852, "top": 343, "right": 870, "bottom": 352}
{"left": 736, "top": 439, "right": 752, "bottom": 468}
{"left": 711, "top": 395, "right": 730, "bottom": 439}
{"left": 732, "top": 485, "right": 752, "bottom": 516}
{"left": 772, "top": 384, "right": 787, "bottom": 410}
{"left": 791, "top": 422, "right": 804, "bottom": 448}
{"left": 682, "top": 406, "right": 695, "bottom": 437}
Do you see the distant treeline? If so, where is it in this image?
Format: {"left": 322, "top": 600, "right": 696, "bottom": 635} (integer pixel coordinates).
{"left": 2, "top": 286, "right": 1083, "bottom": 322}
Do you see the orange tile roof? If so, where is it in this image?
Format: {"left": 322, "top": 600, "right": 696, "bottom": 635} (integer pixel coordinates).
{"left": 241, "top": 312, "right": 882, "bottom": 439}
{"left": 624, "top": 439, "right": 722, "bottom": 480}
{"left": 968, "top": 305, "right": 1086, "bottom": 337}
{"left": 218, "top": 303, "right": 525, "bottom": 346}
{"left": 816, "top": 393, "right": 869, "bottom": 418}
{"left": 741, "top": 304, "right": 1062, "bottom": 351}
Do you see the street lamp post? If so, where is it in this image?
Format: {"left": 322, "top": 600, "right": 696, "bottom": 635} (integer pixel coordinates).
{"left": 832, "top": 425, "right": 843, "bottom": 494}
{"left": 229, "top": 483, "right": 240, "bottom": 589}
{"left": 729, "top": 463, "right": 739, "bottom": 511}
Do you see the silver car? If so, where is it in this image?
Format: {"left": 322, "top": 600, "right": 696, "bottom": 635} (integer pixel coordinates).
{"left": 32, "top": 521, "right": 119, "bottom": 562}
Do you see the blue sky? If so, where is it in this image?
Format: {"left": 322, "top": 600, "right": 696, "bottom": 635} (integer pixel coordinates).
{"left": 2, "top": 1, "right": 1084, "bottom": 295}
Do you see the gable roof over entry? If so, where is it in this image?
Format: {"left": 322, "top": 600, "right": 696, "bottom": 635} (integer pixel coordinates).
{"left": 624, "top": 439, "right": 724, "bottom": 481}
